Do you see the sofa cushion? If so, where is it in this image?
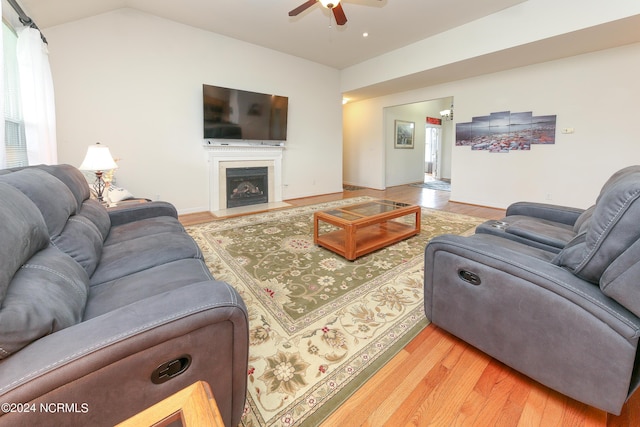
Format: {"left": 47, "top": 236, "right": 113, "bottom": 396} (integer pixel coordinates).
{"left": 572, "top": 205, "right": 595, "bottom": 233}
{"left": 104, "top": 216, "right": 185, "bottom": 246}
{"left": 84, "top": 258, "right": 213, "bottom": 319}
{"left": 600, "top": 239, "right": 640, "bottom": 317}
{"left": 554, "top": 170, "right": 640, "bottom": 284}
{"left": 46, "top": 199, "right": 110, "bottom": 279}
{"left": 78, "top": 199, "right": 111, "bottom": 241}
{"left": 90, "top": 232, "right": 203, "bottom": 286}
{"left": 0, "top": 183, "right": 50, "bottom": 303}
{"left": 35, "top": 164, "right": 91, "bottom": 210}
{"left": 52, "top": 214, "right": 104, "bottom": 277}
{"left": 0, "top": 246, "right": 89, "bottom": 359}
{"left": 0, "top": 168, "right": 77, "bottom": 237}
{"left": 596, "top": 165, "right": 640, "bottom": 203}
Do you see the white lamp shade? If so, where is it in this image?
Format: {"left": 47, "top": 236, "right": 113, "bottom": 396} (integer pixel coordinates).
{"left": 79, "top": 143, "right": 118, "bottom": 171}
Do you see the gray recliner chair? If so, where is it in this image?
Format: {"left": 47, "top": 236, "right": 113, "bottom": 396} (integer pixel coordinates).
{"left": 424, "top": 165, "right": 640, "bottom": 414}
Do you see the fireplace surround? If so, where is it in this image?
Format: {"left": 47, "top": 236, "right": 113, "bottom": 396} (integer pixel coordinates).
{"left": 205, "top": 144, "right": 284, "bottom": 212}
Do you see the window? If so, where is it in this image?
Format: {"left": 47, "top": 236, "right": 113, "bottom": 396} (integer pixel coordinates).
{"left": 3, "top": 21, "right": 28, "bottom": 167}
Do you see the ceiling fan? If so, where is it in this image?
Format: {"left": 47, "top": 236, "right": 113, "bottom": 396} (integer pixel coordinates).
{"left": 288, "top": 0, "right": 349, "bottom": 26}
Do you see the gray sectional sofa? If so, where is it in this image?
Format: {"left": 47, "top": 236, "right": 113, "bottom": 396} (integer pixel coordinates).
{"left": 424, "top": 165, "right": 640, "bottom": 414}
{"left": 0, "top": 164, "right": 248, "bottom": 426}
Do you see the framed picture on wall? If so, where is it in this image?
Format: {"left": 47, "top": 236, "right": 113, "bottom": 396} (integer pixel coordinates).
{"left": 394, "top": 120, "right": 415, "bottom": 149}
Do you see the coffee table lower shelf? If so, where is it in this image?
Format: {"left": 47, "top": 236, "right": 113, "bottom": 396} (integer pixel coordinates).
{"left": 316, "top": 221, "right": 418, "bottom": 260}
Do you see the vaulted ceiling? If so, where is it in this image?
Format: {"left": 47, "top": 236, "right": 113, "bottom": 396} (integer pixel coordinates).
{"left": 16, "top": 0, "right": 640, "bottom": 101}
{"left": 21, "top": 0, "right": 526, "bottom": 69}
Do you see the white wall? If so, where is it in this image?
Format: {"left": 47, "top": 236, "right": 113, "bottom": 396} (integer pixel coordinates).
{"left": 46, "top": 8, "right": 343, "bottom": 213}
{"left": 343, "top": 99, "right": 385, "bottom": 189}
{"left": 343, "top": 42, "right": 640, "bottom": 209}
{"left": 384, "top": 103, "right": 425, "bottom": 187}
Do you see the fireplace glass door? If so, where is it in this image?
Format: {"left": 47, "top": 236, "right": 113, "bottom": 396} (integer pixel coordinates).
{"left": 226, "top": 167, "right": 269, "bottom": 208}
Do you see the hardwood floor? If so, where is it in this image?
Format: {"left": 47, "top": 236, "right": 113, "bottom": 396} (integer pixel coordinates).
{"left": 179, "top": 183, "right": 639, "bottom": 427}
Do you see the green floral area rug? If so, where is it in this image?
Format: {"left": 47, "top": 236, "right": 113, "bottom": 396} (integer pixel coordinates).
{"left": 185, "top": 197, "right": 483, "bottom": 427}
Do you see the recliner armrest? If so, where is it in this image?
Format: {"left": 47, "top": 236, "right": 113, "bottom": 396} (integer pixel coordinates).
{"left": 108, "top": 201, "right": 178, "bottom": 226}
{"left": 0, "top": 280, "right": 248, "bottom": 427}
{"left": 505, "top": 201, "right": 585, "bottom": 225}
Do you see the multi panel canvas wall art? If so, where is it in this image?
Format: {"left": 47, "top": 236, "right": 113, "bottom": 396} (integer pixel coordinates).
{"left": 456, "top": 111, "right": 556, "bottom": 153}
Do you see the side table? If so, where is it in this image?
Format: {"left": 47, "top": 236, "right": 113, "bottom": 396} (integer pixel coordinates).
{"left": 116, "top": 381, "right": 224, "bottom": 427}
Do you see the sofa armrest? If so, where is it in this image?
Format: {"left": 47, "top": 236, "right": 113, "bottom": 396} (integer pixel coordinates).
{"left": 0, "top": 280, "right": 248, "bottom": 427}
{"left": 505, "top": 201, "right": 585, "bottom": 225}
{"left": 424, "top": 233, "right": 640, "bottom": 414}
{"left": 108, "top": 201, "right": 178, "bottom": 226}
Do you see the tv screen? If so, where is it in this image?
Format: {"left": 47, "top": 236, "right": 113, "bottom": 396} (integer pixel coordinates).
{"left": 203, "top": 84, "right": 288, "bottom": 142}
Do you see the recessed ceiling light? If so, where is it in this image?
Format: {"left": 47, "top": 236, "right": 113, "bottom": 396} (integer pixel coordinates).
{"left": 362, "top": 32, "right": 369, "bottom": 38}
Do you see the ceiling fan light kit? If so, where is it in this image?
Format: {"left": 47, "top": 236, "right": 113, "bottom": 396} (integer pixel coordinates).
{"left": 289, "top": 0, "right": 348, "bottom": 26}
{"left": 319, "top": 0, "right": 340, "bottom": 8}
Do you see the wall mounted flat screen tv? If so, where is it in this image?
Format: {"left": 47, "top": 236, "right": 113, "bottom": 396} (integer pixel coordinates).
{"left": 203, "top": 84, "right": 288, "bottom": 142}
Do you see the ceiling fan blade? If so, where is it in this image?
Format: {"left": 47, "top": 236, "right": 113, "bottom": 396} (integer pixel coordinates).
{"left": 289, "top": 0, "right": 317, "bottom": 17}
{"left": 332, "top": 3, "right": 348, "bottom": 25}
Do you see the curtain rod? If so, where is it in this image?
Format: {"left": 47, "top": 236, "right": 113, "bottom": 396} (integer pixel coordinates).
{"left": 6, "top": 0, "right": 47, "bottom": 44}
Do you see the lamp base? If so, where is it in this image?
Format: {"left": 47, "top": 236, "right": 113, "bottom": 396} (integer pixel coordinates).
{"left": 92, "top": 171, "right": 107, "bottom": 203}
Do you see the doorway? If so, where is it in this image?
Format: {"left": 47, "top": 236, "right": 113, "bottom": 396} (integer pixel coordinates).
{"left": 425, "top": 125, "right": 441, "bottom": 181}
{"left": 381, "top": 96, "right": 453, "bottom": 188}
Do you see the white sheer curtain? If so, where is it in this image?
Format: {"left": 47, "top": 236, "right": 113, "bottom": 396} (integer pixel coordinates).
{"left": 0, "top": 0, "right": 6, "bottom": 169}
{"left": 16, "top": 26, "right": 57, "bottom": 165}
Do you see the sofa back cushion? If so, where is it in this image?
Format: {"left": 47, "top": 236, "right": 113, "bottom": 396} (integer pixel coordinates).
{"left": 600, "top": 239, "right": 640, "bottom": 317}
{"left": 78, "top": 199, "right": 111, "bottom": 240}
{"left": 0, "top": 166, "right": 112, "bottom": 277}
{"left": 35, "top": 164, "right": 91, "bottom": 210}
{"left": 596, "top": 165, "right": 640, "bottom": 203}
{"left": 554, "top": 168, "right": 640, "bottom": 284}
{"left": 0, "top": 246, "right": 89, "bottom": 359}
{"left": 53, "top": 215, "right": 104, "bottom": 277}
{"left": 0, "top": 182, "right": 88, "bottom": 359}
{"left": 52, "top": 199, "right": 110, "bottom": 277}
{"left": 572, "top": 205, "right": 594, "bottom": 234}
{"left": 0, "top": 168, "right": 77, "bottom": 237}
{"left": 0, "top": 183, "right": 49, "bottom": 302}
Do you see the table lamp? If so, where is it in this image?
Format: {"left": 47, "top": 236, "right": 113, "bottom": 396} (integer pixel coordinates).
{"left": 79, "top": 142, "right": 118, "bottom": 203}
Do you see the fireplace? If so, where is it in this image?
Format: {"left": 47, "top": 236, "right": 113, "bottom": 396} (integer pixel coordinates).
{"left": 204, "top": 144, "right": 285, "bottom": 212}
{"left": 226, "top": 167, "right": 268, "bottom": 208}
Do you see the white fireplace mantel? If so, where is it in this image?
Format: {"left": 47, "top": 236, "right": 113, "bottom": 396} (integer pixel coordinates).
{"left": 205, "top": 144, "right": 284, "bottom": 212}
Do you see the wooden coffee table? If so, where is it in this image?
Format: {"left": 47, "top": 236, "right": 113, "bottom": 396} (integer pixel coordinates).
{"left": 313, "top": 199, "right": 421, "bottom": 260}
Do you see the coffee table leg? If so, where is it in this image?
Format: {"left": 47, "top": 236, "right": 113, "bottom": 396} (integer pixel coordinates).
{"left": 345, "top": 224, "right": 355, "bottom": 260}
